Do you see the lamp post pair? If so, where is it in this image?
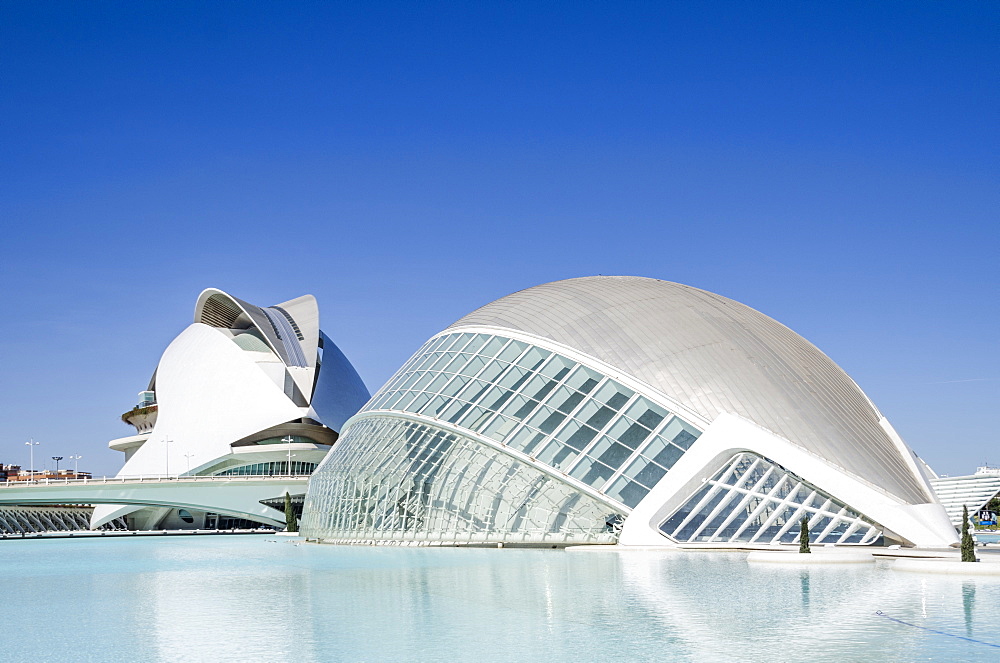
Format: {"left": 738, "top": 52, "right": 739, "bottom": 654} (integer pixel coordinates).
{"left": 24, "top": 439, "right": 39, "bottom": 477}
{"left": 24, "top": 442, "right": 82, "bottom": 479}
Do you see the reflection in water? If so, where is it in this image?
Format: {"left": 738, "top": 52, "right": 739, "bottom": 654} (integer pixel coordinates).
{"left": 963, "top": 581, "right": 976, "bottom": 638}
{"left": 1, "top": 538, "right": 1000, "bottom": 662}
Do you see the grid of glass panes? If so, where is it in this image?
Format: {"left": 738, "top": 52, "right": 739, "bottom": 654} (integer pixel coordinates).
{"left": 364, "top": 332, "right": 702, "bottom": 509}
{"left": 301, "top": 416, "right": 622, "bottom": 544}
{"left": 659, "top": 452, "right": 881, "bottom": 545}
{"left": 215, "top": 461, "right": 318, "bottom": 476}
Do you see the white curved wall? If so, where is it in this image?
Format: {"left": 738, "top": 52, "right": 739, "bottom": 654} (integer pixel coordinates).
{"left": 116, "top": 323, "right": 306, "bottom": 478}
{"left": 450, "top": 276, "right": 934, "bottom": 506}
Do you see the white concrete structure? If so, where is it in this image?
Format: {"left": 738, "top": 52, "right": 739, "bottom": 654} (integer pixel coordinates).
{"left": 930, "top": 472, "right": 1000, "bottom": 527}
{"left": 302, "top": 276, "right": 958, "bottom": 548}
{"left": 0, "top": 476, "right": 308, "bottom": 529}
{"left": 94, "top": 288, "right": 369, "bottom": 529}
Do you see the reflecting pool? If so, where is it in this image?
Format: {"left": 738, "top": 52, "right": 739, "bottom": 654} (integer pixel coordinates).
{"left": 3, "top": 536, "right": 1000, "bottom": 662}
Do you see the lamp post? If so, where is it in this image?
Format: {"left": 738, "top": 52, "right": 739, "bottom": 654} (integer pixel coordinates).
{"left": 25, "top": 439, "right": 39, "bottom": 478}
{"left": 183, "top": 453, "right": 195, "bottom": 474}
{"left": 68, "top": 455, "right": 82, "bottom": 477}
{"left": 52, "top": 456, "right": 63, "bottom": 473}
{"left": 164, "top": 437, "right": 173, "bottom": 478}
{"left": 281, "top": 435, "right": 295, "bottom": 475}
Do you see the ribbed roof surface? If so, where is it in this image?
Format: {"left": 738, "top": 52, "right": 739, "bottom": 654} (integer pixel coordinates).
{"left": 449, "top": 276, "right": 930, "bottom": 505}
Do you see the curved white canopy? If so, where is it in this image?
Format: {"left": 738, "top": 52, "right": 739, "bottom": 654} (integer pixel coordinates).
{"left": 449, "top": 276, "right": 932, "bottom": 505}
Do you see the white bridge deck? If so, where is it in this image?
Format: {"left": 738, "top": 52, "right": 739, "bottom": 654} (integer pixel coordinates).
{"left": 0, "top": 475, "right": 310, "bottom": 527}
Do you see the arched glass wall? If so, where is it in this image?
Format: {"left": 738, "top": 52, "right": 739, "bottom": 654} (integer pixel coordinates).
{"left": 659, "top": 453, "right": 881, "bottom": 545}
{"left": 363, "top": 332, "right": 703, "bottom": 509}
{"left": 303, "top": 332, "right": 708, "bottom": 544}
{"left": 302, "top": 417, "right": 621, "bottom": 544}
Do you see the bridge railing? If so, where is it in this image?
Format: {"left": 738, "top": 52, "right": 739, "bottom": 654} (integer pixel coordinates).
{"left": 0, "top": 474, "right": 312, "bottom": 488}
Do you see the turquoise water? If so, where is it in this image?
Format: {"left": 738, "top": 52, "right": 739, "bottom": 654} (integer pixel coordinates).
{"left": 3, "top": 536, "right": 1000, "bottom": 662}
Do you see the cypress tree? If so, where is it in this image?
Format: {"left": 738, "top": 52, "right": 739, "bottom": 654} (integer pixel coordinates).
{"left": 961, "top": 504, "right": 976, "bottom": 562}
{"left": 284, "top": 492, "right": 297, "bottom": 533}
{"left": 799, "top": 516, "right": 811, "bottom": 554}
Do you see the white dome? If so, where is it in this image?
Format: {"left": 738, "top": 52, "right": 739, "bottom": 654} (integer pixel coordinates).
{"left": 449, "top": 276, "right": 930, "bottom": 505}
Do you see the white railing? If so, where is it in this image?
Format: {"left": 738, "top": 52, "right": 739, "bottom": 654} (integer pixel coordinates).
{"left": 0, "top": 474, "right": 311, "bottom": 488}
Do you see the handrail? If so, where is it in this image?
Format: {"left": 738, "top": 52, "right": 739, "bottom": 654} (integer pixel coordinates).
{"left": 0, "top": 474, "right": 312, "bottom": 488}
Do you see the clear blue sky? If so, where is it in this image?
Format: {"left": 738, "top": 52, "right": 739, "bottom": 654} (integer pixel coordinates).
{"left": 1, "top": 2, "right": 996, "bottom": 476}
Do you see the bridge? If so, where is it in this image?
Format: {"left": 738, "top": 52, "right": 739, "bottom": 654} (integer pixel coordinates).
{"left": 0, "top": 475, "right": 310, "bottom": 528}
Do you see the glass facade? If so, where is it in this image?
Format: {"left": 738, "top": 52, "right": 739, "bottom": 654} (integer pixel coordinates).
{"left": 215, "top": 461, "right": 318, "bottom": 476}
{"left": 659, "top": 452, "right": 881, "bottom": 545}
{"left": 363, "top": 332, "right": 702, "bottom": 509}
{"left": 301, "top": 417, "right": 622, "bottom": 544}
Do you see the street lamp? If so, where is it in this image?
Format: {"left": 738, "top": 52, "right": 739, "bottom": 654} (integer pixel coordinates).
{"left": 163, "top": 437, "right": 173, "bottom": 478}
{"left": 183, "top": 453, "right": 195, "bottom": 474}
{"left": 281, "top": 435, "right": 295, "bottom": 475}
{"left": 68, "top": 455, "right": 82, "bottom": 476}
{"left": 24, "top": 439, "right": 40, "bottom": 478}
{"left": 52, "top": 456, "right": 63, "bottom": 472}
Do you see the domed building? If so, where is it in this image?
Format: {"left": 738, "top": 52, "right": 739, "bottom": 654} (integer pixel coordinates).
{"left": 93, "top": 288, "right": 370, "bottom": 530}
{"left": 301, "top": 276, "right": 957, "bottom": 548}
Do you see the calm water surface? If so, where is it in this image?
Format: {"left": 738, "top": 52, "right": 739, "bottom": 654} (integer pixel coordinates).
{"left": 3, "top": 535, "right": 999, "bottom": 662}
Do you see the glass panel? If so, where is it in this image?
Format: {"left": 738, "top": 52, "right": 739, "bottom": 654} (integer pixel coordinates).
{"left": 399, "top": 372, "right": 423, "bottom": 390}
{"left": 415, "top": 353, "right": 439, "bottom": 371}
{"left": 407, "top": 392, "right": 432, "bottom": 412}
{"left": 479, "top": 385, "right": 510, "bottom": 410}
{"left": 661, "top": 417, "right": 701, "bottom": 449}
{"left": 627, "top": 458, "right": 667, "bottom": 489}
{"left": 606, "top": 418, "right": 652, "bottom": 450}
{"left": 478, "top": 336, "right": 507, "bottom": 358}
{"left": 459, "top": 406, "right": 490, "bottom": 431}
{"left": 426, "top": 336, "right": 450, "bottom": 352}
{"left": 539, "top": 355, "right": 574, "bottom": 380}
{"left": 457, "top": 379, "right": 490, "bottom": 403}
{"left": 561, "top": 420, "right": 599, "bottom": 451}
{"left": 483, "top": 415, "right": 518, "bottom": 442}
{"left": 442, "top": 354, "right": 471, "bottom": 374}
{"left": 605, "top": 475, "right": 651, "bottom": 508}
{"left": 516, "top": 346, "right": 550, "bottom": 370}
{"left": 423, "top": 395, "right": 449, "bottom": 417}
{"left": 497, "top": 366, "right": 530, "bottom": 390}
{"left": 570, "top": 456, "right": 616, "bottom": 486}
{"left": 444, "top": 401, "right": 471, "bottom": 424}
{"left": 459, "top": 355, "right": 486, "bottom": 377}
{"left": 425, "top": 373, "right": 450, "bottom": 394}
{"left": 506, "top": 427, "right": 537, "bottom": 453}
{"left": 519, "top": 431, "right": 548, "bottom": 456}
{"left": 564, "top": 366, "right": 602, "bottom": 394}
{"left": 588, "top": 439, "right": 633, "bottom": 470}
{"left": 429, "top": 352, "right": 455, "bottom": 371}
{"left": 439, "top": 374, "right": 470, "bottom": 398}
{"left": 624, "top": 398, "right": 667, "bottom": 431}
{"left": 497, "top": 340, "right": 528, "bottom": 363}
{"left": 549, "top": 386, "right": 585, "bottom": 414}
{"left": 477, "top": 361, "right": 506, "bottom": 384}
{"left": 463, "top": 334, "right": 487, "bottom": 354}
{"left": 536, "top": 440, "right": 578, "bottom": 470}
{"left": 523, "top": 374, "right": 558, "bottom": 402}
{"left": 593, "top": 382, "right": 633, "bottom": 411}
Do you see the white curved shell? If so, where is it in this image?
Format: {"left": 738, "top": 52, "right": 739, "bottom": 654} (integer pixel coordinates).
{"left": 449, "top": 276, "right": 931, "bottom": 505}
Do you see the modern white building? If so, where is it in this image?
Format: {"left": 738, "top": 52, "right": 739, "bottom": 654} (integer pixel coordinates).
{"left": 929, "top": 467, "right": 1000, "bottom": 527}
{"left": 93, "top": 288, "right": 370, "bottom": 530}
{"left": 301, "top": 276, "right": 958, "bottom": 548}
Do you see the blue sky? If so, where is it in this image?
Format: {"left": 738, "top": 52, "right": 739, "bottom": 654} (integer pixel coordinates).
{"left": 1, "top": 2, "right": 996, "bottom": 476}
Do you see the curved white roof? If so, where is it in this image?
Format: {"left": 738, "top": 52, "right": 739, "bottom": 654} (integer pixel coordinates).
{"left": 448, "top": 276, "right": 931, "bottom": 505}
